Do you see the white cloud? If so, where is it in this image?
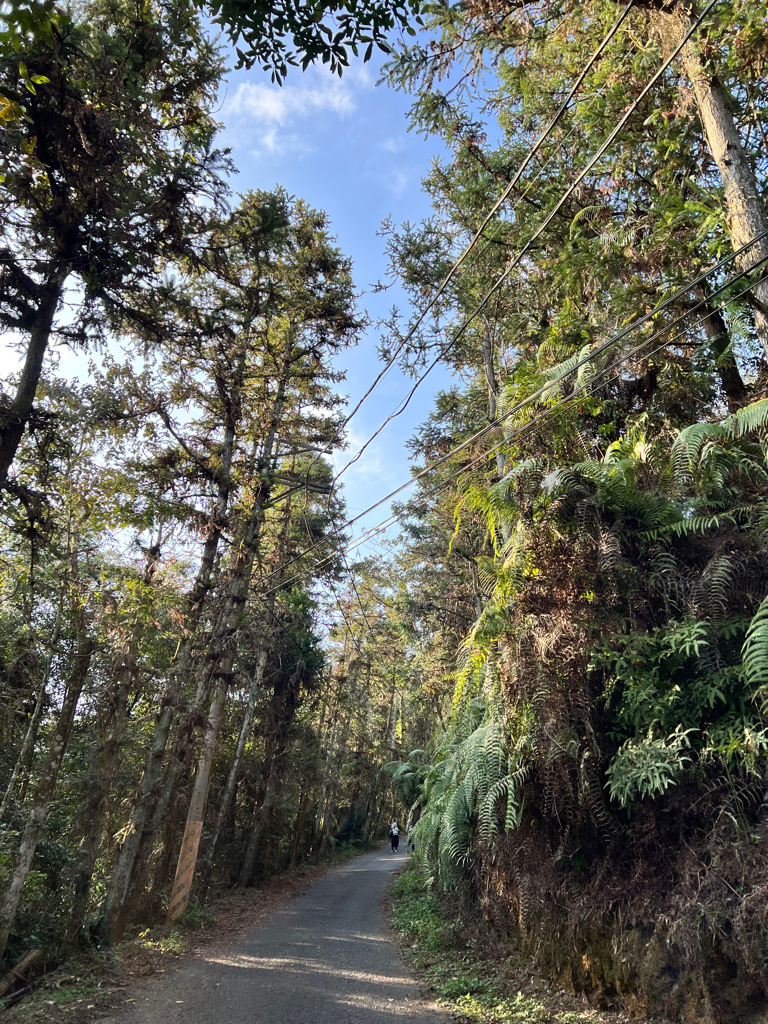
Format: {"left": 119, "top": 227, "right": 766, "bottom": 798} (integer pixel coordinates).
{"left": 253, "top": 128, "right": 314, "bottom": 157}
{"left": 384, "top": 168, "right": 409, "bottom": 199}
{"left": 380, "top": 137, "right": 405, "bottom": 153}
{"left": 229, "top": 77, "right": 356, "bottom": 124}
{"left": 225, "top": 65, "right": 372, "bottom": 156}
{"left": 337, "top": 425, "right": 386, "bottom": 482}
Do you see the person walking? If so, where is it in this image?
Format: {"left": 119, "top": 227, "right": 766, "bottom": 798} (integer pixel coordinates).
{"left": 389, "top": 819, "right": 400, "bottom": 853}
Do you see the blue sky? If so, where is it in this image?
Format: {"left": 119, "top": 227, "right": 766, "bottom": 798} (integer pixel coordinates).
{"left": 217, "top": 51, "right": 456, "bottom": 546}
{"left": 0, "top": 44, "right": 457, "bottom": 558}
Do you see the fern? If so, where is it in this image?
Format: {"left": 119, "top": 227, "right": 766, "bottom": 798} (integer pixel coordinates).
{"left": 606, "top": 725, "right": 695, "bottom": 808}
{"left": 569, "top": 203, "right": 608, "bottom": 237}
{"left": 743, "top": 595, "right": 768, "bottom": 690}
{"left": 727, "top": 398, "right": 768, "bottom": 439}
{"left": 539, "top": 344, "right": 594, "bottom": 402}
{"left": 672, "top": 399, "right": 768, "bottom": 490}
{"left": 410, "top": 695, "right": 533, "bottom": 884}
{"left": 672, "top": 422, "right": 720, "bottom": 478}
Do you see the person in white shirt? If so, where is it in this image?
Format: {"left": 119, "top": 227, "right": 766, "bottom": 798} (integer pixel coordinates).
{"left": 389, "top": 819, "right": 400, "bottom": 852}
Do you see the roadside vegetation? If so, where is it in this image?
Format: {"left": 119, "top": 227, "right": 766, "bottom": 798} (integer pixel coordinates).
{"left": 390, "top": 865, "right": 639, "bottom": 1024}
{"left": 1, "top": 840, "right": 369, "bottom": 1021}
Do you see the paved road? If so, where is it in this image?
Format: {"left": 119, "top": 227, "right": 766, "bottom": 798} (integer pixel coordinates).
{"left": 98, "top": 848, "right": 451, "bottom": 1024}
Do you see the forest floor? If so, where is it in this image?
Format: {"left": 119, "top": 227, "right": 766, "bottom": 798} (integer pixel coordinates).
{"left": 388, "top": 864, "right": 670, "bottom": 1024}
{"left": 0, "top": 843, "right": 371, "bottom": 1023}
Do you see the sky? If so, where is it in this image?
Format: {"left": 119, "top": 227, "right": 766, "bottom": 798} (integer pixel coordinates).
{"left": 217, "top": 51, "right": 456, "bottom": 547}
{"left": 0, "top": 42, "right": 457, "bottom": 561}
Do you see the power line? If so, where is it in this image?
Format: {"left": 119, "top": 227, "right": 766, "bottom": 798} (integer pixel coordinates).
{"left": 461, "top": 261, "right": 768, "bottom": 482}
{"left": 322, "top": 254, "right": 768, "bottom": 573}
{"left": 341, "top": 548, "right": 377, "bottom": 637}
{"left": 264, "top": 228, "right": 767, "bottom": 588}
{"left": 332, "top": 0, "right": 717, "bottom": 482}
{"left": 293, "top": 488, "right": 378, "bottom": 647}
{"left": 302, "top": 2, "right": 637, "bottom": 478}
{"left": 260, "top": 231, "right": 768, "bottom": 597}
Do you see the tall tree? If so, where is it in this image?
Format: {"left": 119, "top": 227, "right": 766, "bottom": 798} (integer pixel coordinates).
{"left": 0, "top": 0, "right": 226, "bottom": 483}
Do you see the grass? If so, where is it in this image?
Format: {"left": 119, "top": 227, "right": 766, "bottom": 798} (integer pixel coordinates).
{"left": 390, "top": 865, "right": 629, "bottom": 1024}
{"left": 0, "top": 951, "right": 120, "bottom": 1021}
{"left": 136, "top": 928, "right": 190, "bottom": 954}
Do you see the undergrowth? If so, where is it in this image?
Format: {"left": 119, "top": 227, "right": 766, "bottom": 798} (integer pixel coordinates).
{"left": 390, "top": 864, "right": 643, "bottom": 1024}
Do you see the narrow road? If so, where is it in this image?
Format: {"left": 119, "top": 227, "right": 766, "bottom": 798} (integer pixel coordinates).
{"left": 99, "top": 848, "right": 451, "bottom": 1024}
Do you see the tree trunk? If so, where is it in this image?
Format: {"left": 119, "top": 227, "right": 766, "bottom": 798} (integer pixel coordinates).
{"left": 165, "top": 527, "right": 262, "bottom": 919}
{"left": 290, "top": 787, "right": 310, "bottom": 866}
{"left": 167, "top": 678, "right": 228, "bottom": 922}
{"left": 0, "top": 274, "right": 65, "bottom": 480}
{"left": 0, "top": 622, "right": 92, "bottom": 961}
{"left": 312, "top": 715, "right": 338, "bottom": 850}
{"left": 237, "top": 768, "right": 279, "bottom": 887}
{"left": 165, "top": 351, "right": 291, "bottom": 920}
{"left": 146, "top": 792, "right": 184, "bottom": 918}
{"left": 130, "top": 669, "right": 214, "bottom": 917}
{"left": 98, "top": 374, "right": 242, "bottom": 942}
{"left": 0, "top": 603, "right": 63, "bottom": 823}
{"left": 97, "top": 699, "right": 176, "bottom": 942}
{"left": 0, "top": 681, "right": 47, "bottom": 825}
{"left": 655, "top": 4, "right": 768, "bottom": 358}
{"left": 694, "top": 284, "right": 750, "bottom": 410}
{"left": 98, "top": 513, "right": 229, "bottom": 942}
{"left": 321, "top": 788, "right": 338, "bottom": 849}
{"left": 203, "top": 646, "right": 268, "bottom": 879}
{"left": 482, "top": 332, "right": 509, "bottom": 480}
{"left": 64, "top": 642, "right": 138, "bottom": 951}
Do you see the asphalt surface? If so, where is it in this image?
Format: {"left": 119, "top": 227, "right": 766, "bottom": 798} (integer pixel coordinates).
{"left": 98, "top": 848, "right": 452, "bottom": 1024}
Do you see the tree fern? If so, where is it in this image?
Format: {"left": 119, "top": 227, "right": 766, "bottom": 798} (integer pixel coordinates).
{"left": 410, "top": 697, "right": 531, "bottom": 885}
{"left": 539, "top": 344, "right": 594, "bottom": 402}
{"left": 672, "top": 422, "right": 721, "bottom": 479}
{"left": 672, "top": 399, "right": 768, "bottom": 487}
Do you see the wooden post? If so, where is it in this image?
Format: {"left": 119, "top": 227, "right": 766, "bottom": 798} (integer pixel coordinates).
{"left": 0, "top": 948, "right": 42, "bottom": 997}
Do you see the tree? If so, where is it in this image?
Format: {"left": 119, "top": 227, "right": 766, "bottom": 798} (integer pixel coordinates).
{"left": 79, "top": 190, "right": 363, "bottom": 929}
{"left": 375, "top": 0, "right": 768, "bottom": 1011}
{"left": 208, "top": 0, "right": 423, "bottom": 80}
{"left": 0, "top": 0, "right": 226, "bottom": 484}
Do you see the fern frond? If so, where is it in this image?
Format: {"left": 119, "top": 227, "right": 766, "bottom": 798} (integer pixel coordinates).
{"left": 726, "top": 398, "right": 768, "bottom": 439}
{"left": 743, "top": 595, "right": 768, "bottom": 689}
{"left": 671, "top": 422, "right": 720, "bottom": 479}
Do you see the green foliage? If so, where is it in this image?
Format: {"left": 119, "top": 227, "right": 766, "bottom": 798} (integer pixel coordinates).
{"left": 743, "top": 595, "right": 768, "bottom": 690}
{"left": 605, "top": 725, "right": 694, "bottom": 808}
{"left": 137, "top": 928, "right": 190, "bottom": 954}
{"left": 672, "top": 399, "right": 768, "bottom": 493}
{"left": 391, "top": 865, "right": 608, "bottom": 1024}
{"left": 410, "top": 693, "right": 529, "bottom": 885}
{"left": 390, "top": 868, "right": 447, "bottom": 951}
{"left": 212, "top": 0, "right": 423, "bottom": 79}
{"left": 594, "top": 619, "right": 747, "bottom": 739}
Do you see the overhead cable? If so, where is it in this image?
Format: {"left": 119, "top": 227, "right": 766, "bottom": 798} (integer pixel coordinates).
{"left": 260, "top": 230, "right": 768, "bottom": 597}
{"left": 303, "top": 1, "right": 638, "bottom": 479}
{"left": 332, "top": 0, "right": 718, "bottom": 481}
